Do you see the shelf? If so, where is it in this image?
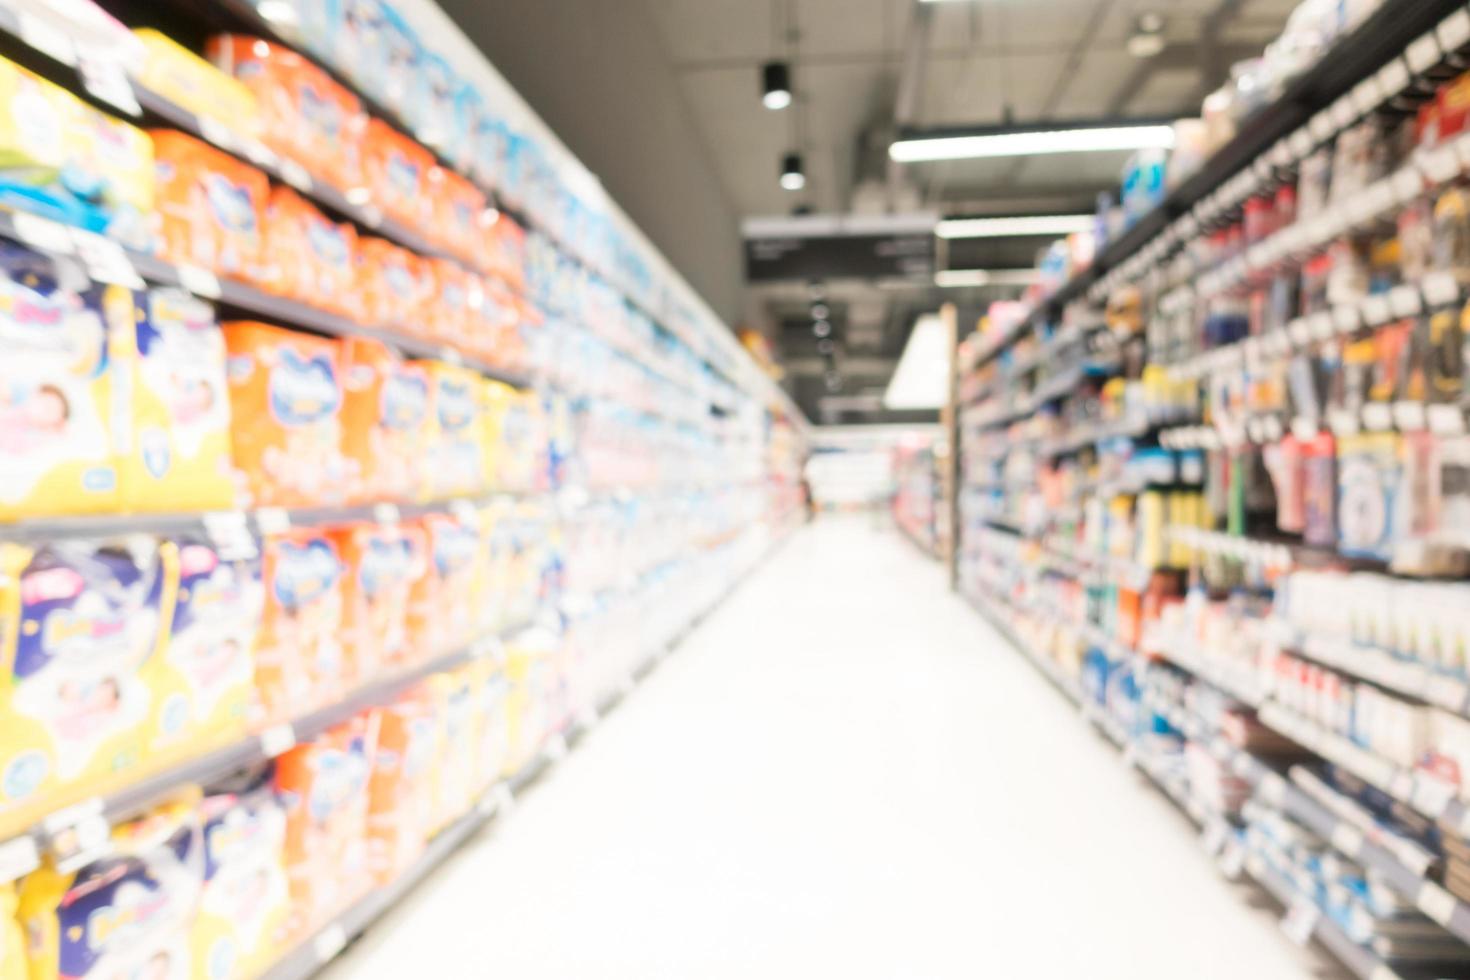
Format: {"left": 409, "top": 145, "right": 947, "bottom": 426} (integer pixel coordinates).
{"left": 1270, "top": 622, "right": 1470, "bottom": 719}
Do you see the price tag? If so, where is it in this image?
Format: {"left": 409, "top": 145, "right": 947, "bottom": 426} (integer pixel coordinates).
{"left": 1390, "top": 283, "right": 1424, "bottom": 318}
{"left": 1329, "top": 408, "right": 1361, "bottom": 437}
{"left": 176, "top": 264, "right": 221, "bottom": 300}
{"left": 197, "top": 115, "right": 239, "bottom": 153}
{"left": 1329, "top": 823, "right": 1363, "bottom": 858}
{"left": 1353, "top": 77, "right": 1384, "bottom": 116}
{"left": 493, "top": 781, "right": 516, "bottom": 815}
{"left": 17, "top": 11, "right": 76, "bottom": 65}
{"left": 1262, "top": 415, "right": 1284, "bottom": 443}
{"left": 1289, "top": 129, "right": 1314, "bottom": 160}
{"left": 1378, "top": 58, "right": 1412, "bottom": 98}
{"left": 1424, "top": 144, "right": 1462, "bottom": 183}
{"left": 1429, "top": 404, "right": 1468, "bottom": 434}
{"left": 1394, "top": 166, "right": 1425, "bottom": 204}
{"left": 1408, "top": 32, "right": 1443, "bottom": 74}
{"left": 11, "top": 212, "right": 75, "bottom": 254}
{"left": 1394, "top": 401, "right": 1428, "bottom": 431}
{"left": 1288, "top": 318, "right": 1311, "bottom": 348}
{"left": 77, "top": 54, "right": 140, "bottom": 116}
{"left": 1441, "top": 7, "right": 1470, "bottom": 52}
{"left": 1426, "top": 673, "right": 1468, "bottom": 710}
{"left": 1201, "top": 818, "right": 1230, "bottom": 856}
{"left": 439, "top": 346, "right": 464, "bottom": 366}
{"left": 1333, "top": 305, "right": 1360, "bottom": 334}
{"left": 1365, "top": 403, "right": 1394, "bottom": 431}
{"left": 1253, "top": 157, "right": 1274, "bottom": 183}
{"left": 544, "top": 733, "right": 569, "bottom": 761}
{"left": 1309, "top": 312, "right": 1334, "bottom": 341}
{"left": 1360, "top": 294, "right": 1392, "bottom": 325}
{"left": 476, "top": 791, "right": 497, "bottom": 816}
{"left": 1270, "top": 140, "right": 1293, "bottom": 168}
{"left": 372, "top": 502, "right": 401, "bottom": 525}
{"left": 1413, "top": 775, "right": 1457, "bottom": 815}
{"left": 1219, "top": 841, "right": 1246, "bottom": 880}
{"left": 0, "top": 836, "right": 39, "bottom": 884}
{"left": 1424, "top": 271, "right": 1461, "bottom": 307}
{"left": 448, "top": 497, "right": 478, "bottom": 523}
{"left": 312, "top": 923, "right": 348, "bottom": 964}
{"left": 279, "top": 159, "right": 312, "bottom": 193}
{"left": 1331, "top": 96, "right": 1357, "bottom": 131}
{"left": 1281, "top": 900, "right": 1320, "bottom": 946}
{"left": 1258, "top": 772, "right": 1288, "bottom": 806}
{"left": 1308, "top": 111, "right": 1334, "bottom": 144}
{"left": 576, "top": 706, "right": 599, "bottom": 732}
{"left": 70, "top": 229, "right": 143, "bottom": 289}
{"left": 1419, "top": 881, "right": 1460, "bottom": 926}
{"left": 360, "top": 204, "right": 384, "bottom": 228}
{"left": 1291, "top": 416, "right": 1319, "bottom": 441}
{"left": 241, "top": 140, "right": 279, "bottom": 169}
{"left": 254, "top": 507, "right": 290, "bottom": 535}
{"left": 259, "top": 723, "right": 296, "bottom": 758}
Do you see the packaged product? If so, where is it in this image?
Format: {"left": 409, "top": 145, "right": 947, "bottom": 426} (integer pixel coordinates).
{"left": 355, "top": 236, "right": 429, "bottom": 331}
{"left": 427, "top": 166, "right": 487, "bottom": 265}
{"left": 422, "top": 361, "right": 485, "bottom": 501}
{"left": 364, "top": 686, "right": 438, "bottom": 883}
{"left": 407, "top": 51, "right": 461, "bottom": 154}
{"left": 1337, "top": 432, "right": 1403, "bottom": 562}
{"left": 261, "top": 186, "right": 360, "bottom": 318}
{"left": 191, "top": 784, "right": 290, "bottom": 980}
{"left": 273, "top": 713, "right": 378, "bottom": 937}
{"left": 474, "top": 663, "right": 510, "bottom": 791}
{"left": 0, "top": 882, "right": 22, "bottom": 980}
{"left": 133, "top": 29, "right": 261, "bottom": 141}
{"left": 1302, "top": 432, "right": 1338, "bottom": 548}
{"left": 405, "top": 513, "right": 482, "bottom": 658}
{"left": 472, "top": 279, "right": 521, "bottom": 365}
{"left": 423, "top": 256, "right": 473, "bottom": 349}
{"left": 503, "top": 636, "right": 553, "bottom": 776}
{"left": 339, "top": 338, "right": 430, "bottom": 503}
{"left": 206, "top": 36, "right": 365, "bottom": 193}
{"left": 1434, "top": 187, "right": 1470, "bottom": 284}
{"left": 428, "top": 665, "right": 480, "bottom": 833}
{"left": 329, "top": 521, "right": 420, "bottom": 687}
{"left": 471, "top": 114, "right": 509, "bottom": 196}
{"left": 255, "top": 528, "right": 343, "bottom": 721}
{"left": 146, "top": 536, "right": 260, "bottom": 765}
{"left": 115, "top": 287, "right": 236, "bottom": 513}
{"left": 20, "top": 797, "right": 203, "bottom": 980}
{"left": 361, "top": 117, "right": 434, "bottom": 231}
{"left": 332, "top": 0, "right": 419, "bottom": 119}
{"left": 0, "top": 56, "right": 154, "bottom": 249}
{"left": 151, "top": 130, "right": 270, "bottom": 284}
{"left": 221, "top": 322, "right": 345, "bottom": 508}
{"left": 0, "top": 243, "right": 120, "bottom": 521}
{"left": 0, "top": 537, "right": 175, "bottom": 839}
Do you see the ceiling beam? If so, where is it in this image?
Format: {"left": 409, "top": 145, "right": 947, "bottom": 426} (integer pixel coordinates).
{"left": 886, "top": 2, "right": 935, "bottom": 208}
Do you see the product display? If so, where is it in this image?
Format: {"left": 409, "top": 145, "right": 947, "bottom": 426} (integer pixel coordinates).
{"left": 0, "top": 0, "right": 807, "bottom": 976}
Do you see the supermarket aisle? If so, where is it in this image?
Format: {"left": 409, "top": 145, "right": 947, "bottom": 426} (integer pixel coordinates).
{"left": 325, "top": 516, "right": 1336, "bottom": 980}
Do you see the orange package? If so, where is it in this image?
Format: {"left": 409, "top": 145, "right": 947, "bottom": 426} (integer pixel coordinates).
{"left": 206, "top": 35, "right": 366, "bottom": 192}
{"left": 340, "top": 338, "right": 431, "bottom": 503}
{"left": 476, "top": 278, "right": 523, "bottom": 366}
{"left": 424, "top": 257, "right": 473, "bottom": 349}
{"left": 151, "top": 129, "right": 269, "bottom": 283}
{"left": 405, "top": 513, "right": 483, "bottom": 660}
{"left": 362, "top": 117, "right": 434, "bottom": 231}
{"left": 483, "top": 214, "right": 526, "bottom": 292}
{"left": 365, "top": 688, "right": 439, "bottom": 884}
{"left": 356, "top": 236, "right": 430, "bottom": 330}
{"left": 329, "top": 520, "right": 422, "bottom": 688}
{"left": 262, "top": 186, "right": 360, "bottom": 318}
{"left": 274, "top": 713, "right": 378, "bottom": 938}
{"left": 427, "top": 166, "right": 487, "bottom": 265}
{"left": 222, "top": 322, "right": 346, "bottom": 507}
{"left": 255, "top": 527, "right": 344, "bottom": 722}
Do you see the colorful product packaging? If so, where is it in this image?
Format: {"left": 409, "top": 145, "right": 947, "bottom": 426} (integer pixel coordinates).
{"left": 427, "top": 166, "right": 487, "bottom": 265}
{"left": 221, "top": 321, "right": 345, "bottom": 508}
{"left": 20, "top": 797, "right": 203, "bottom": 980}
{"left": 329, "top": 521, "right": 420, "bottom": 687}
{"left": 474, "top": 662, "right": 510, "bottom": 791}
{"left": 407, "top": 51, "right": 461, "bottom": 154}
{"left": 273, "top": 714, "right": 378, "bottom": 938}
{"left": 0, "top": 55, "right": 154, "bottom": 250}
{"left": 365, "top": 687, "right": 438, "bottom": 883}
{"left": 151, "top": 129, "right": 270, "bottom": 284}
{"left": 361, "top": 117, "right": 434, "bottom": 231}
{"left": 0, "top": 883, "right": 23, "bottom": 980}
{"left": 428, "top": 665, "right": 480, "bottom": 833}
{"left": 146, "top": 536, "right": 261, "bottom": 765}
{"left": 1338, "top": 432, "right": 1403, "bottom": 561}
{"left": 0, "top": 243, "right": 120, "bottom": 521}
{"left": 0, "top": 538, "right": 176, "bottom": 839}
{"left": 355, "top": 236, "right": 428, "bottom": 331}
{"left": 261, "top": 186, "right": 361, "bottom": 318}
{"left": 405, "top": 513, "right": 482, "bottom": 659}
{"left": 255, "top": 529, "right": 343, "bottom": 721}
{"left": 133, "top": 29, "right": 261, "bottom": 141}
{"left": 332, "top": 0, "right": 419, "bottom": 119}
{"left": 191, "top": 785, "right": 290, "bottom": 980}
{"left": 483, "top": 215, "right": 526, "bottom": 292}
{"left": 422, "top": 360, "right": 485, "bottom": 501}
{"left": 115, "top": 287, "right": 236, "bottom": 513}
{"left": 423, "top": 256, "right": 473, "bottom": 349}
{"left": 206, "top": 36, "right": 365, "bottom": 193}
{"left": 339, "top": 338, "right": 430, "bottom": 504}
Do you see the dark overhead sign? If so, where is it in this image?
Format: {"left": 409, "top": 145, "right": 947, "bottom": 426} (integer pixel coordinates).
{"left": 742, "top": 214, "right": 936, "bottom": 283}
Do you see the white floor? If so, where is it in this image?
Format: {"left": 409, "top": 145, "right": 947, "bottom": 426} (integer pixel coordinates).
{"left": 324, "top": 515, "right": 1343, "bottom": 979}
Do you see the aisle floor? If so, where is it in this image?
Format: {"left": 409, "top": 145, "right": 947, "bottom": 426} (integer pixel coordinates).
{"left": 325, "top": 516, "right": 1342, "bottom": 979}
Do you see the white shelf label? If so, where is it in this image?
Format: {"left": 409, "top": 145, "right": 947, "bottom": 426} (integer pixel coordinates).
{"left": 1420, "top": 881, "right": 1460, "bottom": 926}
{"left": 1378, "top": 58, "right": 1412, "bottom": 98}
{"left": 70, "top": 229, "right": 143, "bottom": 289}
{"left": 372, "top": 502, "right": 401, "bottom": 525}
{"left": 17, "top": 11, "right": 76, "bottom": 65}
{"left": 1394, "top": 166, "right": 1424, "bottom": 203}
{"left": 279, "top": 159, "right": 313, "bottom": 193}
{"left": 1281, "top": 900, "right": 1320, "bottom": 946}
{"left": 1424, "top": 144, "right": 1462, "bottom": 183}
{"left": 176, "top": 264, "right": 221, "bottom": 300}
{"left": 1408, "top": 33, "right": 1443, "bottom": 74}
{"left": 259, "top": 723, "right": 296, "bottom": 758}
{"left": 1290, "top": 417, "right": 1318, "bottom": 441}
{"left": 241, "top": 139, "right": 279, "bottom": 169}
{"left": 1288, "top": 318, "right": 1311, "bottom": 348}
{"left": 1430, "top": 404, "right": 1468, "bottom": 434}
{"left": 254, "top": 507, "right": 291, "bottom": 535}
{"left": 1442, "top": 8, "right": 1470, "bottom": 51}
{"left": 360, "top": 204, "right": 385, "bottom": 228}
{"left": 197, "top": 115, "right": 239, "bottom": 153}
{"left": 1353, "top": 77, "right": 1383, "bottom": 116}
{"left": 1202, "top": 819, "right": 1229, "bottom": 856}
{"left": 1424, "top": 271, "right": 1461, "bottom": 307}
{"left": 1363, "top": 404, "right": 1393, "bottom": 431}
{"left": 1331, "top": 96, "right": 1357, "bottom": 131}
{"left": 1309, "top": 312, "right": 1334, "bottom": 341}
{"left": 1308, "top": 111, "right": 1334, "bottom": 144}
{"left": 312, "top": 924, "right": 348, "bottom": 964}
{"left": 1394, "top": 401, "right": 1428, "bottom": 432}
{"left": 544, "top": 733, "right": 569, "bottom": 762}
{"left": 1329, "top": 823, "right": 1363, "bottom": 858}
{"left": 1360, "top": 295, "right": 1392, "bottom": 326}
{"left": 1218, "top": 841, "right": 1245, "bottom": 880}
{"left": 1390, "top": 283, "right": 1424, "bottom": 318}
{"left": 0, "top": 836, "right": 39, "bottom": 885}
{"left": 1332, "top": 305, "right": 1360, "bottom": 334}
{"left": 1289, "top": 129, "right": 1314, "bottom": 160}
{"left": 449, "top": 498, "right": 478, "bottom": 523}
{"left": 12, "top": 212, "right": 75, "bottom": 254}
{"left": 439, "top": 346, "right": 464, "bottom": 366}
{"left": 1413, "top": 775, "right": 1457, "bottom": 815}
{"left": 77, "top": 54, "right": 140, "bottom": 117}
{"left": 1425, "top": 673, "right": 1468, "bottom": 711}
{"left": 492, "top": 782, "right": 515, "bottom": 814}
{"left": 1328, "top": 408, "right": 1361, "bottom": 437}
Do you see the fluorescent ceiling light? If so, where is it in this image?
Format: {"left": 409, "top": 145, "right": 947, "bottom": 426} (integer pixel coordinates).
{"left": 936, "top": 214, "right": 1093, "bottom": 239}
{"left": 890, "top": 124, "right": 1175, "bottom": 163}
{"left": 884, "top": 313, "right": 950, "bottom": 410}
{"left": 934, "top": 269, "right": 1040, "bottom": 288}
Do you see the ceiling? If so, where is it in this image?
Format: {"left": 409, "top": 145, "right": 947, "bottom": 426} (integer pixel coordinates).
{"left": 641, "top": 0, "right": 1304, "bottom": 423}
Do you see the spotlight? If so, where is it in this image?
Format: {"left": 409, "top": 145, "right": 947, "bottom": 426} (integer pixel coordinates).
{"left": 810, "top": 302, "right": 830, "bottom": 320}
{"left": 813, "top": 320, "right": 831, "bottom": 337}
{"left": 1127, "top": 13, "right": 1165, "bottom": 58}
{"left": 817, "top": 338, "right": 835, "bottom": 354}
{"left": 762, "top": 62, "right": 792, "bottom": 110}
{"left": 824, "top": 371, "right": 842, "bottom": 392}
{"left": 780, "top": 153, "right": 805, "bottom": 191}
{"left": 808, "top": 279, "right": 826, "bottom": 301}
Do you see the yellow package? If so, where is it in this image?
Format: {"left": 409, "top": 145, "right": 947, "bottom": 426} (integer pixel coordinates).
{"left": 132, "top": 29, "right": 261, "bottom": 141}
{"left": 0, "top": 56, "right": 153, "bottom": 250}
{"left": 21, "top": 796, "right": 202, "bottom": 980}
{"left": 479, "top": 379, "right": 515, "bottom": 490}
{"left": 502, "top": 636, "right": 555, "bottom": 778}
{"left": 0, "top": 244, "right": 121, "bottom": 521}
{"left": 428, "top": 665, "right": 482, "bottom": 834}
{"left": 420, "top": 361, "right": 485, "bottom": 501}
{"left": 114, "top": 287, "right": 236, "bottom": 512}
{"left": 0, "top": 538, "right": 177, "bottom": 841}
{"left": 0, "top": 882, "right": 22, "bottom": 980}
{"left": 144, "top": 536, "right": 261, "bottom": 767}
{"left": 191, "top": 787, "right": 290, "bottom": 980}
